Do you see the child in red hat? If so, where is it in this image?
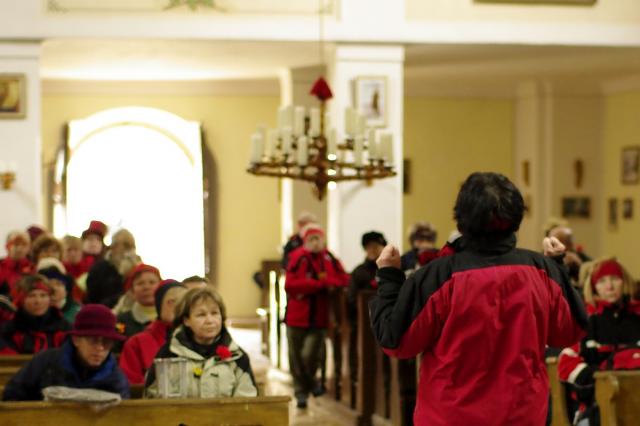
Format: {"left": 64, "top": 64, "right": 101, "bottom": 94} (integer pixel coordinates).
{"left": 3, "top": 304, "right": 129, "bottom": 400}
{"left": 558, "top": 258, "right": 640, "bottom": 424}
{"left": 0, "top": 274, "right": 70, "bottom": 355}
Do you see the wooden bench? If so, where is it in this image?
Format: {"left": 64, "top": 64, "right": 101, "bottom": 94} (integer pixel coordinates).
{"left": 546, "top": 357, "right": 570, "bottom": 426}
{"left": 0, "top": 367, "right": 18, "bottom": 386}
{"left": 0, "top": 396, "right": 290, "bottom": 426}
{"left": 595, "top": 370, "right": 640, "bottom": 426}
{"left": 0, "top": 355, "right": 31, "bottom": 369}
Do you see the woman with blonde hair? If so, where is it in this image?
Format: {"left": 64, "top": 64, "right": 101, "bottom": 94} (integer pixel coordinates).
{"left": 145, "top": 287, "right": 257, "bottom": 398}
{"left": 558, "top": 258, "right": 640, "bottom": 425}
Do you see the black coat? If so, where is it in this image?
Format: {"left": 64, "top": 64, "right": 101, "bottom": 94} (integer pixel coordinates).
{"left": 0, "top": 308, "right": 70, "bottom": 354}
{"left": 347, "top": 258, "right": 378, "bottom": 320}
{"left": 85, "top": 260, "right": 123, "bottom": 308}
{"left": 2, "top": 340, "right": 130, "bottom": 401}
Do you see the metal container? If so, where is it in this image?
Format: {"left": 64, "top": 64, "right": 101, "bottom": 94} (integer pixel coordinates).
{"left": 153, "top": 358, "right": 189, "bottom": 398}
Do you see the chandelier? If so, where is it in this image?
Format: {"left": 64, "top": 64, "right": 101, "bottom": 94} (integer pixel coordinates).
{"left": 246, "top": 77, "right": 396, "bottom": 200}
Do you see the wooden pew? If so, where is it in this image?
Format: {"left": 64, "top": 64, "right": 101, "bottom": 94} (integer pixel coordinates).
{"left": 546, "top": 357, "right": 570, "bottom": 426}
{"left": 0, "top": 355, "right": 31, "bottom": 369}
{"left": 595, "top": 370, "right": 640, "bottom": 426}
{"left": 0, "top": 396, "right": 290, "bottom": 426}
{"left": 0, "top": 367, "right": 18, "bottom": 386}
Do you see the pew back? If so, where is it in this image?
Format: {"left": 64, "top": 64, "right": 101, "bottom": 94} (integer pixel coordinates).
{"left": 546, "top": 357, "right": 570, "bottom": 426}
{"left": 0, "top": 396, "right": 290, "bottom": 426}
{"left": 595, "top": 370, "right": 640, "bottom": 426}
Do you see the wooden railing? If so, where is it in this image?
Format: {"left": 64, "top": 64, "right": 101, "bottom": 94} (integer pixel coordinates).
{"left": 0, "top": 396, "right": 290, "bottom": 426}
{"left": 595, "top": 370, "right": 640, "bottom": 426}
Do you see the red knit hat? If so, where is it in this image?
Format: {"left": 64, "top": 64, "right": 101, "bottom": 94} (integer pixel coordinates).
{"left": 11, "top": 275, "right": 52, "bottom": 308}
{"left": 124, "top": 263, "right": 161, "bottom": 291}
{"left": 591, "top": 260, "right": 624, "bottom": 290}
{"left": 68, "top": 304, "right": 126, "bottom": 341}
{"left": 81, "top": 220, "right": 108, "bottom": 240}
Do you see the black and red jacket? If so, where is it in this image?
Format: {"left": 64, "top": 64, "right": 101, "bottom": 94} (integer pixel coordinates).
{"left": 0, "top": 257, "right": 33, "bottom": 297}
{"left": 285, "top": 247, "right": 349, "bottom": 329}
{"left": 558, "top": 298, "right": 640, "bottom": 406}
{"left": 0, "top": 307, "right": 70, "bottom": 355}
{"left": 370, "top": 233, "right": 587, "bottom": 426}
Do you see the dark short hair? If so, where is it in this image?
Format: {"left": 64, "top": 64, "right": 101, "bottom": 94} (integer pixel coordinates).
{"left": 453, "top": 172, "right": 525, "bottom": 238}
{"left": 361, "top": 231, "right": 387, "bottom": 248}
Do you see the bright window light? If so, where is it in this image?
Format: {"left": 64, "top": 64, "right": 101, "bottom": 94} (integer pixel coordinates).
{"left": 61, "top": 107, "right": 205, "bottom": 280}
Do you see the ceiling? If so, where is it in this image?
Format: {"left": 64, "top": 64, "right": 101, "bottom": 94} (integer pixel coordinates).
{"left": 41, "top": 39, "right": 640, "bottom": 94}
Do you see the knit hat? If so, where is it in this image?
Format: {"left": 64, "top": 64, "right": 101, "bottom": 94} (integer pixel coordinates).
{"left": 591, "top": 260, "right": 624, "bottom": 290}
{"left": 12, "top": 274, "right": 53, "bottom": 308}
{"left": 68, "top": 304, "right": 126, "bottom": 341}
{"left": 361, "top": 231, "right": 387, "bottom": 248}
{"left": 124, "top": 263, "right": 161, "bottom": 291}
{"left": 82, "top": 220, "right": 108, "bottom": 240}
{"left": 26, "top": 225, "right": 46, "bottom": 244}
{"left": 154, "top": 279, "right": 185, "bottom": 317}
{"left": 39, "top": 266, "right": 75, "bottom": 294}
{"left": 301, "top": 224, "right": 325, "bottom": 241}
{"left": 37, "top": 257, "right": 67, "bottom": 274}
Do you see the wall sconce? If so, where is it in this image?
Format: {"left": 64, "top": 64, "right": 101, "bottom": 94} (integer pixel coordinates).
{"left": 0, "top": 162, "right": 17, "bottom": 190}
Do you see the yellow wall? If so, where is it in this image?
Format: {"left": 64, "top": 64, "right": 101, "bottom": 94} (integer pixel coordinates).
{"left": 602, "top": 90, "right": 640, "bottom": 278}
{"left": 406, "top": 0, "right": 640, "bottom": 24}
{"left": 403, "top": 97, "right": 514, "bottom": 251}
{"left": 42, "top": 91, "right": 281, "bottom": 317}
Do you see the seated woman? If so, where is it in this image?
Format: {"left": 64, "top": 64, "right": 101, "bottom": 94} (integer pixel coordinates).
{"left": 558, "top": 258, "right": 640, "bottom": 425}
{"left": 119, "top": 279, "right": 187, "bottom": 385}
{"left": 145, "top": 287, "right": 257, "bottom": 398}
{"left": 0, "top": 275, "right": 70, "bottom": 354}
{"left": 2, "top": 304, "right": 129, "bottom": 400}
{"left": 115, "top": 264, "right": 161, "bottom": 341}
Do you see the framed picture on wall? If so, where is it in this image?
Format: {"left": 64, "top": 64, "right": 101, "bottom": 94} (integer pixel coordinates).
{"left": 0, "top": 74, "right": 26, "bottom": 119}
{"left": 623, "top": 198, "right": 633, "bottom": 220}
{"left": 608, "top": 198, "right": 618, "bottom": 229}
{"left": 561, "top": 196, "right": 590, "bottom": 219}
{"left": 354, "top": 76, "right": 387, "bottom": 127}
{"left": 621, "top": 146, "right": 640, "bottom": 184}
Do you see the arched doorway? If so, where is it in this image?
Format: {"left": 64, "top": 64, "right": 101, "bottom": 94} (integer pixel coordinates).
{"left": 54, "top": 106, "right": 205, "bottom": 280}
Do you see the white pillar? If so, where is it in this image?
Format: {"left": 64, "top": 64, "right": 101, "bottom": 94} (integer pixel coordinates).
{"left": 0, "top": 42, "right": 42, "bottom": 256}
{"left": 326, "top": 45, "right": 404, "bottom": 270}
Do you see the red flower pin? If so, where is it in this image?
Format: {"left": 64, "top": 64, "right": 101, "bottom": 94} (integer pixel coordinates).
{"left": 216, "top": 345, "right": 232, "bottom": 360}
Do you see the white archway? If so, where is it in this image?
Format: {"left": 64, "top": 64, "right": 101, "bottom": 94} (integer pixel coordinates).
{"left": 55, "top": 106, "right": 205, "bottom": 280}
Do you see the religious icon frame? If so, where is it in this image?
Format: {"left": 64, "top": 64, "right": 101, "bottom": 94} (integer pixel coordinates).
{"left": 354, "top": 76, "right": 387, "bottom": 128}
{"left": 621, "top": 146, "right": 640, "bottom": 185}
{"left": 0, "top": 73, "right": 26, "bottom": 119}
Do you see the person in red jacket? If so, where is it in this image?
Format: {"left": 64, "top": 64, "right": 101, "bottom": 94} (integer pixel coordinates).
{"left": 0, "top": 274, "right": 70, "bottom": 355}
{"left": 558, "top": 258, "right": 639, "bottom": 425}
{"left": 0, "top": 230, "right": 33, "bottom": 297}
{"left": 370, "top": 172, "right": 587, "bottom": 426}
{"left": 285, "top": 224, "right": 349, "bottom": 408}
{"left": 119, "top": 279, "right": 186, "bottom": 385}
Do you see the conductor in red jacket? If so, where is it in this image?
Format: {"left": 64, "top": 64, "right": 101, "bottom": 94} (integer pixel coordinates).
{"left": 370, "top": 172, "right": 587, "bottom": 426}
{"left": 285, "top": 224, "right": 349, "bottom": 408}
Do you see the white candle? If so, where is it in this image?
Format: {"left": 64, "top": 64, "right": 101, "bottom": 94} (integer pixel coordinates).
{"left": 297, "top": 136, "right": 309, "bottom": 167}
{"left": 327, "top": 128, "right": 337, "bottom": 160}
{"left": 309, "top": 108, "right": 321, "bottom": 137}
{"left": 356, "top": 114, "right": 367, "bottom": 137}
{"left": 293, "top": 106, "right": 305, "bottom": 136}
{"left": 353, "top": 136, "right": 364, "bottom": 167}
{"left": 278, "top": 106, "right": 293, "bottom": 130}
{"left": 281, "top": 126, "right": 293, "bottom": 155}
{"left": 250, "top": 132, "right": 265, "bottom": 164}
{"left": 344, "top": 107, "right": 355, "bottom": 136}
{"left": 265, "top": 129, "right": 277, "bottom": 160}
{"left": 324, "top": 112, "right": 331, "bottom": 134}
{"left": 381, "top": 132, "right": 394, "bottom": 165}
{"left": 367, "top": 128, "right": 378, "bottom": 160}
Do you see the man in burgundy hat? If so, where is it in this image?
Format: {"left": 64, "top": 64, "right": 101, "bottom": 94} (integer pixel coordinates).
{"left": 2, "top": 304, "right": 130, "bottom": 401}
